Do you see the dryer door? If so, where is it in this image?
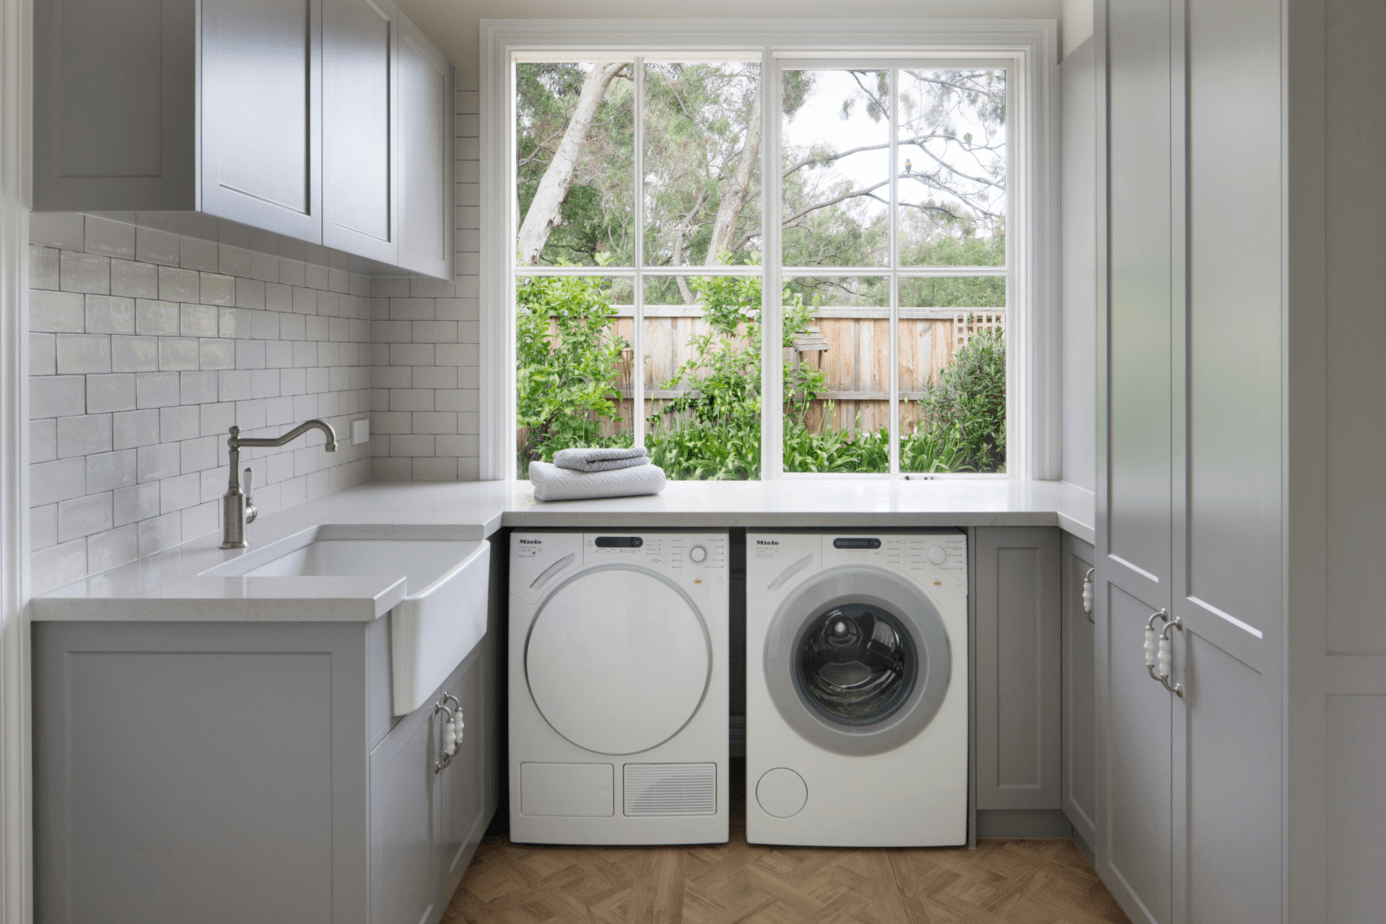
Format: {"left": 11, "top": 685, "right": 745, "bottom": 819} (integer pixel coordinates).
{"left": 764, "top": 564, "right": 953, "bottom": 756}
{"left": 526, "top": 565, "right": 711, "bottom": 756}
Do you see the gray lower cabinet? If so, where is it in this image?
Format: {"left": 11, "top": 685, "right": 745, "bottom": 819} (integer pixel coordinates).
{"left": 973, "top": 527, "right": 1062, "bottom": 831}
{"left": 1059, "top": 535, "right": 1097, "bottom": 855}
{"left": 33, "top": 618, "right": 497, "bottom": 924}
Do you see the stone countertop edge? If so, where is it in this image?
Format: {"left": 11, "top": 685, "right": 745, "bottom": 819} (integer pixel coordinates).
{"left": 29, "top": 478, "right": 1094, "bottom": 621}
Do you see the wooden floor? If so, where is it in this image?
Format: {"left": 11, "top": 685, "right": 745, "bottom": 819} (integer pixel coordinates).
{"left": 443, "top": 779, "right": 1130, "bottom": 924}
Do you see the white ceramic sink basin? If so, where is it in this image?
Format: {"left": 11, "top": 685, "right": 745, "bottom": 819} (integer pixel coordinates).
{"left": 204, "top": 527, "right": 491, "bottom": 715}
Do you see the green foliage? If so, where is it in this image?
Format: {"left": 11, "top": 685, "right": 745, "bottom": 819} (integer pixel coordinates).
{"left": 515, "top": 275, "right": 630, "bottom": 473}
{"left": 912, "top": 325, "right": 1007, "bottom": 472}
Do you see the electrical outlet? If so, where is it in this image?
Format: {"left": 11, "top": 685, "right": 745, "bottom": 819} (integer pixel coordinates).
{"left": 352, "top": 418, "right": 370, "bottom": 445}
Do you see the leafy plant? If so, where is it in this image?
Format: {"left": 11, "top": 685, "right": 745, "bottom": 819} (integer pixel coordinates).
{"left": 911, "top": 324, "right": 1006, "bottom": 472}
{"left": 516, "top": 275, "right": 630, "bottom": 473}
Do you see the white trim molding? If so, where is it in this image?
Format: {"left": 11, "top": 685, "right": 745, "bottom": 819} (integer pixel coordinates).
{"left": 481, "top": 18, "right": 1059, "bottom": 481}
{"left": 0, "top": 0, "right": 31, "bottom": 919}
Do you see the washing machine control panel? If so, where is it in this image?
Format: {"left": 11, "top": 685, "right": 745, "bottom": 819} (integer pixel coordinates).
{"left": 818, "top": 532, "right": 967, "bottom": 605}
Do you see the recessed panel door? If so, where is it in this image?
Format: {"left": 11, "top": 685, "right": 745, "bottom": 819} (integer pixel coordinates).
{"left": 201, "top": 0, "right": 323, "bottom": 241}
{"left": 397, "top": 15, "right": 451, "bottom": 277}
{"left": 323, "top": 0, "right": 398, "bottom": 262}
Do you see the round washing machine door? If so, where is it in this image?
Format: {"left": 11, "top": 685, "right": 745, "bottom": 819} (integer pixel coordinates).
{"left": 764, "top": 564, "right": 952, "bottom": 756}
{"left": 525, "top": 564, "right": 711, "bottom": 756}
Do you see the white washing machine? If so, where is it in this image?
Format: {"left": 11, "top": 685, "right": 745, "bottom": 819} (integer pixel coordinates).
{"left": 508, "top": 531, "right": 729, "bottom": 845}
{"left": 746, "top": 530, "right": 968, "bottom": 847}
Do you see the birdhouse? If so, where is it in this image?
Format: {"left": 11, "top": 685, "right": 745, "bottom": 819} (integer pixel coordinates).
{"left": 791, "top": 326, "right": 831, "bottom": 371}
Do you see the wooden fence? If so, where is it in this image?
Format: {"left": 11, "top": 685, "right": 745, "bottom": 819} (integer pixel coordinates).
{"left": 587, "top": 308, "right": 1004, "bottom": 436}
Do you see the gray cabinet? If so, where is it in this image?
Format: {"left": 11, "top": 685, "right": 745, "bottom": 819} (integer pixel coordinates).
{"left": 973, "top": 527, "right": 1061, "bottom": 819}
{"left": 323, "top": 0, "right": 401, "bottom": 263}
{"left": 1096, "top": 0, "right": 1283, "bottom": 920}
{"left": 33, "top": 0, "right": 452, "bottom": 277}
{"left": 396, "top": 15, "right": 453, "bottom": 278}
{"left": 1060, "top": 534, "right": 1096, "bottom": 854}
{"left": 33, "top": 618, "right": 497, "bottom": 924}
{"left": 201, "top": 0, "right": 323, "bottom": 240}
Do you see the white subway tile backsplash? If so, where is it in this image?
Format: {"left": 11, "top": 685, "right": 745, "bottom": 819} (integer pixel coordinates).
{"left": 137, "top": 512, "right": 181, "bottom": 557}
{"left": 85, "top": 295, "right": 135, "bottom": 334}
{"left": 179, "top": 304, "right": 218, "bottom": 337}
{"left": 31, "top": 540, "right": 88, "bottom": 595}
{"left": 87, "top": 525, "right": 140, "bottom": 573}
{"left": 84, "top": 216, "right": 135, "bottom": 259}
{"left": 57, "top": 414, "right": 112, "bottom": 458}
{"left": 58, "top": 493, "right": 113, "bottom": 543}
{"left": 158, "top": 337, "right": 199, "bottom": 371}
{"left": 137, "top": 443, "right": 181, "bottom": 483}
{"left": 31, "top": 419, "right": 57, "bottom": 464}
{"left": 160, "top": 405, "right": 200, "bottom": 443}
{"left": 113, "top": 482, "right": 159, "bottom": 526}
{"left": 31, "top": 457, "right": 87, "bottom": 507}
{"left": 158, "top": 266, "right": 200, "bottom": 302}
{"left": 30, "top": 246, "right": 59, "bottom": 290}
{"left": 59, "top": 250, "right": 110, "bottom": 294}
{"left": 31, "top": 290, "right": 86, "bottom": 332}
{"left": 113, "top": 409, "right": 159, "bottom": 450}
{"left": 32, "top": 504, "right": 57, "bottom": 550}
{"left": 111, "top": 259, "right": 159, "bottom": 298}
{"left": 86, "top": 450, "right": 137, "bottom": 494}
{"left": 136, "top": 371, "right": 180, "bottom": 409}
{"left": 56, "top": 334, "right": 112, "bottom": 374}
{"left": 31, "top": 376, "right": 86, "bottom": 419}
{"left": 136, "top": 299, "right": 180, "bottom": 336}
{"left": 179, "top": 371, "right": 218, "bottom": 405}
{"left": 30, "top": 333, "right": 56, "bottom": 376}
{"left": 86, "top": 373, "right": 137, "bottom": 413}
{"left": 179, "top": 236, "right": 219, "bottom": 273}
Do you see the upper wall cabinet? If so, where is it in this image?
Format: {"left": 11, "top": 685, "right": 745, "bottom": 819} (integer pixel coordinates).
{"left": 33, "top": 0, "right": 453, "bottom": 278}
{"left": 396, "top": 15, "right": 452, "bottom": 278}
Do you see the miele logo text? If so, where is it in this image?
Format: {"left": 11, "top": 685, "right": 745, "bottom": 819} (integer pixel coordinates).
{"left": 519, "top": 539, "right": 542, "bottom": 545}
{"left": 756, "top": 540, "right": 779, "bottom": 546}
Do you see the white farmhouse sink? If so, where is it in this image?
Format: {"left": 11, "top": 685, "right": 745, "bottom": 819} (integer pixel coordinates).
{"left": 203, "top": 526, "right": 491, "bottom": 715}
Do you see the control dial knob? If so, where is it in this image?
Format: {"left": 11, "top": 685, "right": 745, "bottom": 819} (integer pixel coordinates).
{"left": 689, "top": 545, "right": 707, "bottom": 563}
{"left": 927, "top": 545, "right": 948, "bottom": 565}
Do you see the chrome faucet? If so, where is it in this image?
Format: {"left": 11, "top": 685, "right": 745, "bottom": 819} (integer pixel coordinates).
{"left": 221, "top": 420, "right": 337, "bottom": 549}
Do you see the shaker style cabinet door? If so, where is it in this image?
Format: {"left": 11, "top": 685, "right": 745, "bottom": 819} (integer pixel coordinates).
{"left": 1060, "top": 535, "right": 1097, "bottom": 853}
{"left": 973, "top": 527, "right": 1061, "bottom": 813}
{"left": 323, "top": 0, "right": 400, "bottom": 263}
{"left": 433, "top": 642, "right": 491, "bottom": 897}
{"left": 1096, "top": 0, "right": 1176, "bottom": 919}
{"left": 201, "top": 0, "right": 324, "bottom": 242}
{"left": 396, "top": 14, "right": 453, "bottom": 278}
{"left": 370, "top": 704, "right": 439, "bottom": 924}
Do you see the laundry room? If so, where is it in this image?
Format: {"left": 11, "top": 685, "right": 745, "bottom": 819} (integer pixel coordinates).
{"left": 0, "top": 0, "right": 1381, "bottom": 922}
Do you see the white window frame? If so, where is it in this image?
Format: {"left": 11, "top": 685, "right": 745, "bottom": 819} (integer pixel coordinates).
{"left": 481, "top": 19, "right": 1059, "bottom": 482}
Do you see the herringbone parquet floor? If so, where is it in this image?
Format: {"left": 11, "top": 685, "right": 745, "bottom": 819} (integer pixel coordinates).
{"left": 443, "top": 773, "right": 1130, "bottom": 924}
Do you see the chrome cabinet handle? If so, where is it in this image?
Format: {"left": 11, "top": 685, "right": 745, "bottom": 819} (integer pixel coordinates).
{"left": 1155, "top": 617, "right": 1185, "bottom": 697}
{"left": 1082, "top": 568, "right": 1096, "bottom": 623}
{"left": 433, "top": 698, "right": 462, "bottom": 773}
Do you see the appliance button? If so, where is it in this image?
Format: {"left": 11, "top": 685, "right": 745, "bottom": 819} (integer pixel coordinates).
{"left": 689, "top": 545, "right": 707, "bottom": 563}
{"left": 927, "top": 545, "right": 947, "bottom": 565}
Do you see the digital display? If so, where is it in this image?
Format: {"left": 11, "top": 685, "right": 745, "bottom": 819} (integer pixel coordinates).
{"left": 595, "top": 536, "right": 644, "bottom": 548}
{"left": 833, "top": 538, "right": 882, "bottom": 550}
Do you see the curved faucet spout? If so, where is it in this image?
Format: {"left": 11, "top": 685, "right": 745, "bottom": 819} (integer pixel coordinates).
{"left": 221, "top": 419, "right": 339, "bottom": 549}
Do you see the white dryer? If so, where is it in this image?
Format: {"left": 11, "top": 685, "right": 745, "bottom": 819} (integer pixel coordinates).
{"left": 746, "top": 530, "right": 967, "bottom": 847}
{"left": 509, "top": 531, "right": 729, "bottom": 845}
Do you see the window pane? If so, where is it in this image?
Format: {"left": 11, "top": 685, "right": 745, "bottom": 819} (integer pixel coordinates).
{"left": 516, "top": 62, "right": 635, "bottom": 267}
{"left": 897, "top": 69, "right": 1007, "bottom": 267}
{"left": 516, "top": 275, "right": 634, "bottom": 476}
{"left": 644, "top": 276, "right": 760, "bottom": 480}
{"left": 783, "top": 277, "right": 890, "bottom": 474}
{"left": 781, "top": 69, "right": 891, "bottom": 268}
{"left": 644, "top": 62, "right": 762, "bottom": 267}
{"left": 899, "top": 288, "right": 1006, "bottom": 474}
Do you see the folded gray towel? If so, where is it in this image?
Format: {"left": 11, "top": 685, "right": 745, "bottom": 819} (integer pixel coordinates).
{"left": 529, "top": 461, "right": 666, "bottom": 502}
{"left": 553, "top": 446, "right": 649, "bottom": 473}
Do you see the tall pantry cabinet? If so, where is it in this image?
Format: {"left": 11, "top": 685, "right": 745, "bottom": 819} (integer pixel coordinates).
{"left": 1095, "top": 0, "right": 1386, "bottom": 921}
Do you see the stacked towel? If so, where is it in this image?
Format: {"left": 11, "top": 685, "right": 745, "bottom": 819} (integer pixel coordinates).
{"left": 529, "top": 460, "right": 666, "bottom": 502}
{"left": 553, "top": 446, "right": 648, "bottom": 473}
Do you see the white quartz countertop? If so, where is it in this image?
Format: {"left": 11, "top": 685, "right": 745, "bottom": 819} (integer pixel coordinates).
{"left": 30, "top": 478, "right": 1094, "bottom": 622}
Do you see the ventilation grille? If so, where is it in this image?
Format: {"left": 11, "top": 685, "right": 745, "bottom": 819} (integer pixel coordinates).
{"left": 623, "top": 763, "right": 717, "bottom": 816}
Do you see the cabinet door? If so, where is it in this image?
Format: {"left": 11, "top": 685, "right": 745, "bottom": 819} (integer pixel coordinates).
{"left": 323, "top": 0, "right": 399, "bottom": 263}
{"left": 1170, "top": 0, "right": 1283, "bottom": 918}
{"left": 434, "top": 643, "right": 490, "bottom": 899}
{"left": 974, "top": 527, "right": 1061, "bottom": 811}
{"left": 1097, "top": 0, "right": 1176, "bottom": 919}
{"left": 1061, "top": 535, "right": 1098, "bottom": 853}
{"left": 201, "top": 0, "right": 323, "bottom": 242}
{"left": 396, "top": 15, "right": 453, "bottom": 278}
{"left": 370, "top": 705, "right": 438, "bottom": 924}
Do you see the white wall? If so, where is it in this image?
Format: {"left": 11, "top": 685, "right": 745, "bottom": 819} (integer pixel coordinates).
{"left": 1059, "top": 37, "right": 1095, "bottom": 492}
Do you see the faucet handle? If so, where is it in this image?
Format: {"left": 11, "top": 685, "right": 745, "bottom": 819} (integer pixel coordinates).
{"left": 243, "top": 467, "right": 254, "bottom": 499}
{"left": 243, "top": 468, "right": 258, "bottom": 525}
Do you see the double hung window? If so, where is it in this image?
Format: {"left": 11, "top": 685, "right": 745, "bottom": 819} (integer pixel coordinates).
{"left": 483, "top": 23, "right": 1056, "bottom": 481}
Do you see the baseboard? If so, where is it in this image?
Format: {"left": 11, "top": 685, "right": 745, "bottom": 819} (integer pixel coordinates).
{"left": 1070, "top": 820, "right": 1095, "bottom": 863}
{"left": 975, "top": 809, "right": 1074, "bottom": 839}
